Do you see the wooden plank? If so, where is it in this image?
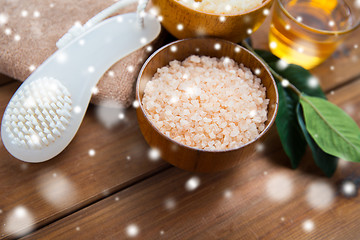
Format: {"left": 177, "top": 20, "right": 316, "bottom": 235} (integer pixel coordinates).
{"left": 25, "top": 79, "right": 360, "bottom": 239}
{"left": 0, "top": 82, "right": 169, "bottom": 239}
{"left": 252, "top": 9, "right": 360, "bottom": 92}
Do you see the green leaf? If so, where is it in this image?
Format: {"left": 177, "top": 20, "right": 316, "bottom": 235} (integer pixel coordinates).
{"left": 296, "top": 104, "right": 338, "bottom": 177}
{"left": 255, "top": 49, "right": 280, "bottom": 63}
{"left": 300, "top": 95, "right": 360, "bottom": 162}
{"left": 276, "top": 82, "right": 307, "bottom": 168}
{"left": 255, "top": 49, "right": 326, "bottom": 99}
{"left": 268, "top": 62, "right": 326, "bottom": 99}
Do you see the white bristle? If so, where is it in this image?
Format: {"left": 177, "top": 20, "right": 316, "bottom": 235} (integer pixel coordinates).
{"left": 3, "top": 77, "right": 72, "bottom": 149}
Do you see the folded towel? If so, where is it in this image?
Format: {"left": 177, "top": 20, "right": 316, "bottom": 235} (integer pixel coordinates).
{"left": 0, "top": 0, "right": 167, "bottom": 107}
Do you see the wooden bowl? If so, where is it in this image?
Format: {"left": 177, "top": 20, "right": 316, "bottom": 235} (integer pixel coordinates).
{"left": 151, "top": 0, "right": 274, "bottom": 43}
{"left": 136, "top": 38, "right": 278, "bottom": 172}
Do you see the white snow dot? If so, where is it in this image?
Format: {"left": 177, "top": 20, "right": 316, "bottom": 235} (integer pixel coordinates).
{"left": 164, "top": 198, "right": 176, "bottom": 210}
{"left": 296, "top": 16, "right": 303, "bottom": 22}
{"left": 0, "top": 13, "right": 8, "bottom": 25}
{"left": 247, "top": 28, "right": 253, "bottom": 35}
{"left": 281, "top": 79, "right": 290, "bottom": 87}
{"left": 28, "top": 65, "right": 36, "bottom": 72}
{"left": 341, "top": 180, "right": 357, "bottom": 197}
{"left": 21, "top": 10, "right": 28, "bottom": 18}
{"left": 50, "top": 3, "right": 55, "bottom": 8}
{"left": 52, "top": 173, "right": 57, "bottom": 178}
{"left": 306, "top": 181, "right": 334, "bottom": 209}
{"left": 277, "top": 59, "right": 289, "bottom": 70}
{"left": 117, "top": 16, "right": 123, "bottom": 22}
{"left": 149, "top": 7, "right": 158, "bottom": 16}
{"left": 356, "top": 0, "right": 360, "bottom": 8}
{"left": 224, "top": 189, "right": 232, "bottom": 198}
{"left": 225, "top": 4, "right": 232, "bottom": 11}
{"left": 328, "top": 20, "right": 335, "bottom": 27}
{"left": 91, "top": 87, "right": 99, "bottom": 95}
{"left": 254, "top": 68, "right": 261, "bottom": 75}
{"left": 0, "top": 209, "right": 2, "bottom": 214}
{"left": 132, "top": 100, "right": 140, "bottom": 108}
{"left": 170, "top": 96, "right": 179, "bottom": 103}
{"left": 263, "top": 171, "right": 268, "bottom": 175}
{"left": 56, "top": 52, "right": 67, "bottom": 64}
{"left": 108, "top": 71, "right": 114, "bottom": 77}
{"left": 214, "top": 43, "right": 221, "bottom": 50}
{"left": 4, "top": 28, "right": 11, "bottom": 35}
{"left": 185, "top": 176, "right": 200, "bottom": 191}
{"left": 31, "top": 135, "right": 40, "bottom": 144}
{"left": 223, "top": 57, "right": 231, "bottom": 65}
{"left": 14, "top": 207, "right": 27, "bottom": 218}
{"left": 330, "top": 65, "right": 335, "bottom": 71}
{"left": 330, "top": 90, "right": 335, "bottom": 95}
{"left": 160, "top": 230, "right": 165, "bottom": 235}
{"left": 74, "top": 106, "right": 81, "bottom": 114}
{"left": 219, "top": 16, "right": 226, "bottom": 22}
{"left": 115, "top": 197, "right": 119, "bottom": 201}
{"left": 76, "top": 227, "right": 80, "bottom": 231}
{"left": 270, "top": 41, "right": 277, "bottom": 49}
{"left": 14, "top": 34, "right": 21, "bottom": 41}
{"left": 308, "top": 76, "right": 319, "bottom": 88}
{"left": 256, "top": 143, "right": 265, "bottom": 152}
{"left": 149, "top": 148, "right": 160, "bottom": 161}
{"left": 140, "top": 37, "right": 147, "bottom": 44}
{"left": 88, "top": 149, "right": 95, "bottom": 157}
{"left": 263, "top": 9, "right": 270, "bottom": 16}
{"left": 177, "top": 24, "right": 184, "bottom": 31}
{"left": 126, "top": 224, "right": 139, "bottom": 237}
{"left": 4, "top": 206, "right": 34, "bottom": 237}
{"left": 88, "top": 66, "right": 95, "bottom": 73}
{"left": 195, "top": 48, "right": 200, "bottom": 52}
{"left": 192, "top": 2, "right": 200, "bottom": 8}
{"left": 302, "top": 220, "right": 314, "bottom": 232}
{"left": 126, "top": 156, "right": 131, "bottom": 161}
{"left": 266, "top": 173, "right": 293, "bottom": 201}
{"left": 78, "top": 39, "right": 85, "bottom": 46}
{"left": 127, "top": 65, "right": 134, "bottom": 72}
{"left": 354, "top": 44, "right": 358, "bottom": 49}
{"left": 235, "top": 47, "right": 241, "bottom": 53}
{"left": 146, "top": 46, "right": 153, "bottom": 52}
{"left": 118, "top": 113, "right": 125, "bottom": 120}
{"left": 285, "top": 24, "right": 291, "bottom": 30}
{"left": 170, "top": 46, "right": 177, "bottom": 52}
{"left": 298, "top": 47, "right": 304, "bottom": 53}
{"left": 33, "top": 11, "right": 40, "bottom": 18}
{"left": 249, "top": 110, "right": 257, "bottom": 117}
{"left": 157, "top": 15, "right": 163, "bottom": 22}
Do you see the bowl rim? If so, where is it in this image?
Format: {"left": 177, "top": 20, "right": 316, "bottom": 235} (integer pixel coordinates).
{"left": 168, "top": 0, "right": 273, "bottom": 17}
{"left": 136, "top": 38, "right": 279, "bottom": 153}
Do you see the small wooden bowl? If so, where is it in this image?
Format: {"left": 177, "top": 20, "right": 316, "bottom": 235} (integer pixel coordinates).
{"left": 152, "top": 0, "right": 274, "bottom": 43}
{"left": 136, "top": 38, "right": 278, "bottom": 172}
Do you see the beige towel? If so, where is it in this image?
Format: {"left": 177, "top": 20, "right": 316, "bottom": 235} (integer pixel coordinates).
{"left": 0, "top": 0, "right": 167, "bottom": 107}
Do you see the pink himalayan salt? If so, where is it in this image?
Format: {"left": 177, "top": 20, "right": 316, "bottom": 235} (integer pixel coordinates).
{"left": 142, "top": 55, "right": 269, "bottom": 150}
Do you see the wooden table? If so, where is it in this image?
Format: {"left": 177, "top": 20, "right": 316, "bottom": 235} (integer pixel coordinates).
{"left": 1, "top": 14, "right": 360, "bottom": 240}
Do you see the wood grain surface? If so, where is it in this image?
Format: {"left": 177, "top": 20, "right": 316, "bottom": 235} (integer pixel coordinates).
{"left": 24, "top": 79, "right": 360, "bottom": 240}
{"left": 0, "top": 82, "right": 168, "bottom": 239}
{"left": 0, "top": 4, "right": 359, "bottom": 240}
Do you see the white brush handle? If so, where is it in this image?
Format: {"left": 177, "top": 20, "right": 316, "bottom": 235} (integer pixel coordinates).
{"left": 56, "top": 0, "right": 150, "bottom": 49}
